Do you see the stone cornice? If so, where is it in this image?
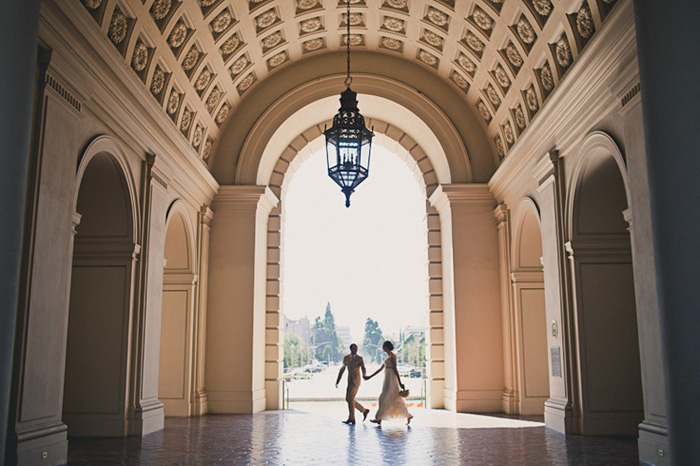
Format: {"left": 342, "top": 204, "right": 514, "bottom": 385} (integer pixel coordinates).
{"left": 488, "top": 0, "right": 637, "bottom": 203}
{"left": 565, "top": 237, "right": 632, "bottom": 258}
{"left": 212, "top": 186, "right": 279, "bottom": 215}
{"left": 510, "top": 271, "right": 544, "bottom": 284}
{"left": 429, "top": 184, "right": 496, "bottom": 214}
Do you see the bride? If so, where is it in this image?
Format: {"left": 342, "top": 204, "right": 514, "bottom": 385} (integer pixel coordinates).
{"left": 364, "top": 341, "right": 413, "bottom": 425}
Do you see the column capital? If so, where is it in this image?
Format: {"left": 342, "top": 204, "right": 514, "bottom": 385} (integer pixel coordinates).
{"left": 200, "top": 205, "right": 214, "bottom": 226}
{"left": 534, "top": 148, "right": 560, "bottom": 187}
{"left": 71, "top": 211, "right": 82, "bottom": 236}
{"left": 212, "top": 185, "right": 279, "bottom": 215}
{"left": 145, "top": 152, "right": 173, "bottom": 190}
{"left": 428, "top": 184, "right": 495, "bottom": 214}
{"left": 493, "top": 203, "right": 509, "bottom": 226}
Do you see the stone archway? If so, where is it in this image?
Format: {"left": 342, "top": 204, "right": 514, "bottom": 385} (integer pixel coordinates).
{"left": 158, "top": 203, "right": 199, "bottom": 417}
{"left": 509, "top": 199, "right": 549, "bottom": 415}
{"left": 262, "top": 119, "right": 447, "bottom": 410}
{"left": 64, "top": 140, "right": 139, "bottom": 437}
{"left": 565, "top": 132, "right": 643, "bottom": 435}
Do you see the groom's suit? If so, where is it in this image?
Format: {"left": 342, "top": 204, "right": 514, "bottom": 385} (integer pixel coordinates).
{"left": 342, "top": 353, "right": 367, "bottom": 422}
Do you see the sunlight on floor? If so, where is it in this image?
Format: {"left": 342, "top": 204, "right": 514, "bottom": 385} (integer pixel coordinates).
{"left": 290, "top": 401, "right": 545, "bottom": 429}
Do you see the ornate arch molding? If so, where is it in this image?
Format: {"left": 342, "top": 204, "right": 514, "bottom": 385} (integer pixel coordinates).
{"left": 165, "top": 199, "right": 197, "bottom": 275}
{"left": 235, "top": 75, "right": 466, "bottom": 187}
{"left": 510, "top": 197, "right": 543, "bottom": 269}
{"left": 75, "top": 134, "right": 140, "bottom": 242}
{"left": 264, "top": 117, "right": 441, "bottom": 200}
{"left": 210, "top": 50, "right": 499, "bottom": 184}
{"left": 565, "top": 131, "right": 631, "bottom": 241}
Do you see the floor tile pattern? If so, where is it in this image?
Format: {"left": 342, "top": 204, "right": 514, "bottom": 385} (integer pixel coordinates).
{"left": 68, "top": 411, "right": 639, "bottom": 465}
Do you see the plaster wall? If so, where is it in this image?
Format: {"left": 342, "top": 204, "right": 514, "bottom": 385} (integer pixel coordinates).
{"left": 9, "top": 2, "right": 218, "bottom": 462}
{"left": 486, "top": 2, "right": 668, "bottom": 462}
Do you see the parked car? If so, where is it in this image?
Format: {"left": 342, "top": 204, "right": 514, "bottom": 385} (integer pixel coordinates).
{"left": 292, "top": 368, "right": 312, "bottom": 380}
{"left": 397, "top": 365, "right": 413, "bottom": 377}
{"left": 409, "top": 368, "right": 423, "bottom": 378}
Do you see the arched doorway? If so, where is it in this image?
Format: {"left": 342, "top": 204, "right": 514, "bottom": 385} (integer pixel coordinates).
{"left": 158, "top": 206, "right": 197, "bottom": 417}
{"left": 279, "top": 141, "right": 430, "bottom": 408}
{"left": 263, "top": 123, "right": 447, "bottom": 410}
{"left": 511, "top": 203, "right": 549, "bottom": 415}
{"left": 64, "top": 151, "right": 138, "bottom": 437}
{"left": 566, "top": 144, "right": 644, "bottom": 435}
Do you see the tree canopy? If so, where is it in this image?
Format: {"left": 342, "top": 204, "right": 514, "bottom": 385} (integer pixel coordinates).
{"left": 310, "top": 302, "right": 343, "bottom": 362}
{"left": 362, "top": 318, "right": 386, "bottom": 363}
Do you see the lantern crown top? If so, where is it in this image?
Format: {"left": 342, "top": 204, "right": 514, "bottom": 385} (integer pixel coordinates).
{"left": 339, "top": 86, "right": 359, "bottom": 111}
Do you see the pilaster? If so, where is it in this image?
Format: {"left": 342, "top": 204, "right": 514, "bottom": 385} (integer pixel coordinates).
{"left": 192, "top": 206, "right": 214, "bottom": 415}
{"left": 535, "top": 150, "right": 578, "bottom": 434}
{"left": 426, "top": 203, "right": 446, "bottom": 409}
{"left": 130, "top": 153, "right": 173, "bottom": 435}
{"left": 207, "top": 186, "right": 279, "bottom": 414}
{"left": 494, "top": 204, "right": 517, "bottom": 414}
{"left": 429, "top": 184, "right": 504, "bottom": 413}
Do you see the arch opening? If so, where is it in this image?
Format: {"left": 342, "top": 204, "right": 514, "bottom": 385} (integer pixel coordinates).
{"left": 158, "top": 206, "right": 198, "bottom": 417}
{"left": 280, "top": 143, "right": 430, "bottom": 407}
{"left": 263, "top": 121, "right": 447, "bottom": 410}
{"left": 567, "top": 149, "right": 644, "bottom": 434}
{"left": 510, "top": 204, "right": 549, "bottom": 415}
{"left": 63, "top": 152, "right": 138, "bottom": 437}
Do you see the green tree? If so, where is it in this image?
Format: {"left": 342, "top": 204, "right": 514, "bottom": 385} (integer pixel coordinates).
{"left": 362, "top": 318, "right": 385, "bottom": 363}
{"left": 310, "top": 302, "right": 343, "bottom": 362}
{"left": 399, "top": 335, "right": 427, "bottom": 368}
{"left": 283, "top": 333, "right": 309, "bottom": 371}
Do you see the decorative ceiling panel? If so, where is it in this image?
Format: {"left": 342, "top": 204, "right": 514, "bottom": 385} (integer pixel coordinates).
{"left": 78, "top": 0, "right": 619, "bottom": 165}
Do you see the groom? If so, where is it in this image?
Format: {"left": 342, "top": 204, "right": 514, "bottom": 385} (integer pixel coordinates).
{"left": 335, "top": 343, "right": 370, "bottom": 424}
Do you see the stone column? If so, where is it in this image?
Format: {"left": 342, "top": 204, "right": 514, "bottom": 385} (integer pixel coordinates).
{"left": 634, "top": 2, "right": 700, "bottom": 462}
{"left": 534, "top": 151, "right": 578, "bottom": 433}
{"left": 494, "top": 204, "right": 518, "bottom": 414}
{"left": 429, "top": 184, "right": 504, "bottom": 412}
{"left": 206, "top": 186, "right": 279, "bottom": 413}
{"left": 192, "top": 206, "right": 213, "bottom": 415}
{"left": 130, "top": 153, "right": 170, "bottom": 434}
{"left": 0, "top": 0, "right": 41, "bottom": 461}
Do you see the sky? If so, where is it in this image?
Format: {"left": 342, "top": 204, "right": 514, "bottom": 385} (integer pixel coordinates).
{"left": 281, "top": 144, "right": 429, "bottom": 344}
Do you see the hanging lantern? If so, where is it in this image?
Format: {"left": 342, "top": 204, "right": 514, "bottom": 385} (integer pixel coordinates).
{"left": 324, "top": 0, "right": 374, "bottom": 208}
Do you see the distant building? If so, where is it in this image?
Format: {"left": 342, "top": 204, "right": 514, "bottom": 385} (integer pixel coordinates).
{"left": 403, "top": 326, "right": 426, "bottom": 341}
{"left": 284, "top": 316, "right": 311, "bottom": 348}
{"left": 336, "top": 325, "right": 352, "bottom": 349}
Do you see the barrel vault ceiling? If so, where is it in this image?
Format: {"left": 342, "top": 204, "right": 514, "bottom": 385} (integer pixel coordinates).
{"left": 76, "top": 0, "right": 620, "bottom": 168}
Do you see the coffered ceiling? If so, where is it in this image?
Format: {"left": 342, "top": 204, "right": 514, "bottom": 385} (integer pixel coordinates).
{"left": 76, "top": 0, "right": 620, "bottom": 167}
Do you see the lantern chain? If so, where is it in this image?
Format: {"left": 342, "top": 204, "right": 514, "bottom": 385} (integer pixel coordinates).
{"left": 345, "top": 0, "right": 352, "bottom": 87}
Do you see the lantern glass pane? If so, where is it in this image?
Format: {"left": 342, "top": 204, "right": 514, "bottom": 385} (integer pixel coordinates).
{"left": 326, "top": 139, "right": 337, "bottom": 170}
{"left": 360, "top": 138, "right": 372, "bottom": 168}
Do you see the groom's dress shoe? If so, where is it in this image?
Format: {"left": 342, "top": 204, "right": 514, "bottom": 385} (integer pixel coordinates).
{"left": 363, "top": 409, "right": 370, "bottom": 421}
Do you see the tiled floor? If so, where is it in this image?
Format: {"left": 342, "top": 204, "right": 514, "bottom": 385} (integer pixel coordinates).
{"left": 68, "top": 408, "right": 639, "bottom": 465}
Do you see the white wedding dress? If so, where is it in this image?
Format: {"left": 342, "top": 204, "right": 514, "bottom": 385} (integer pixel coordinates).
{"left": 374, "top": 355, "right": 411, "bottom": 421}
